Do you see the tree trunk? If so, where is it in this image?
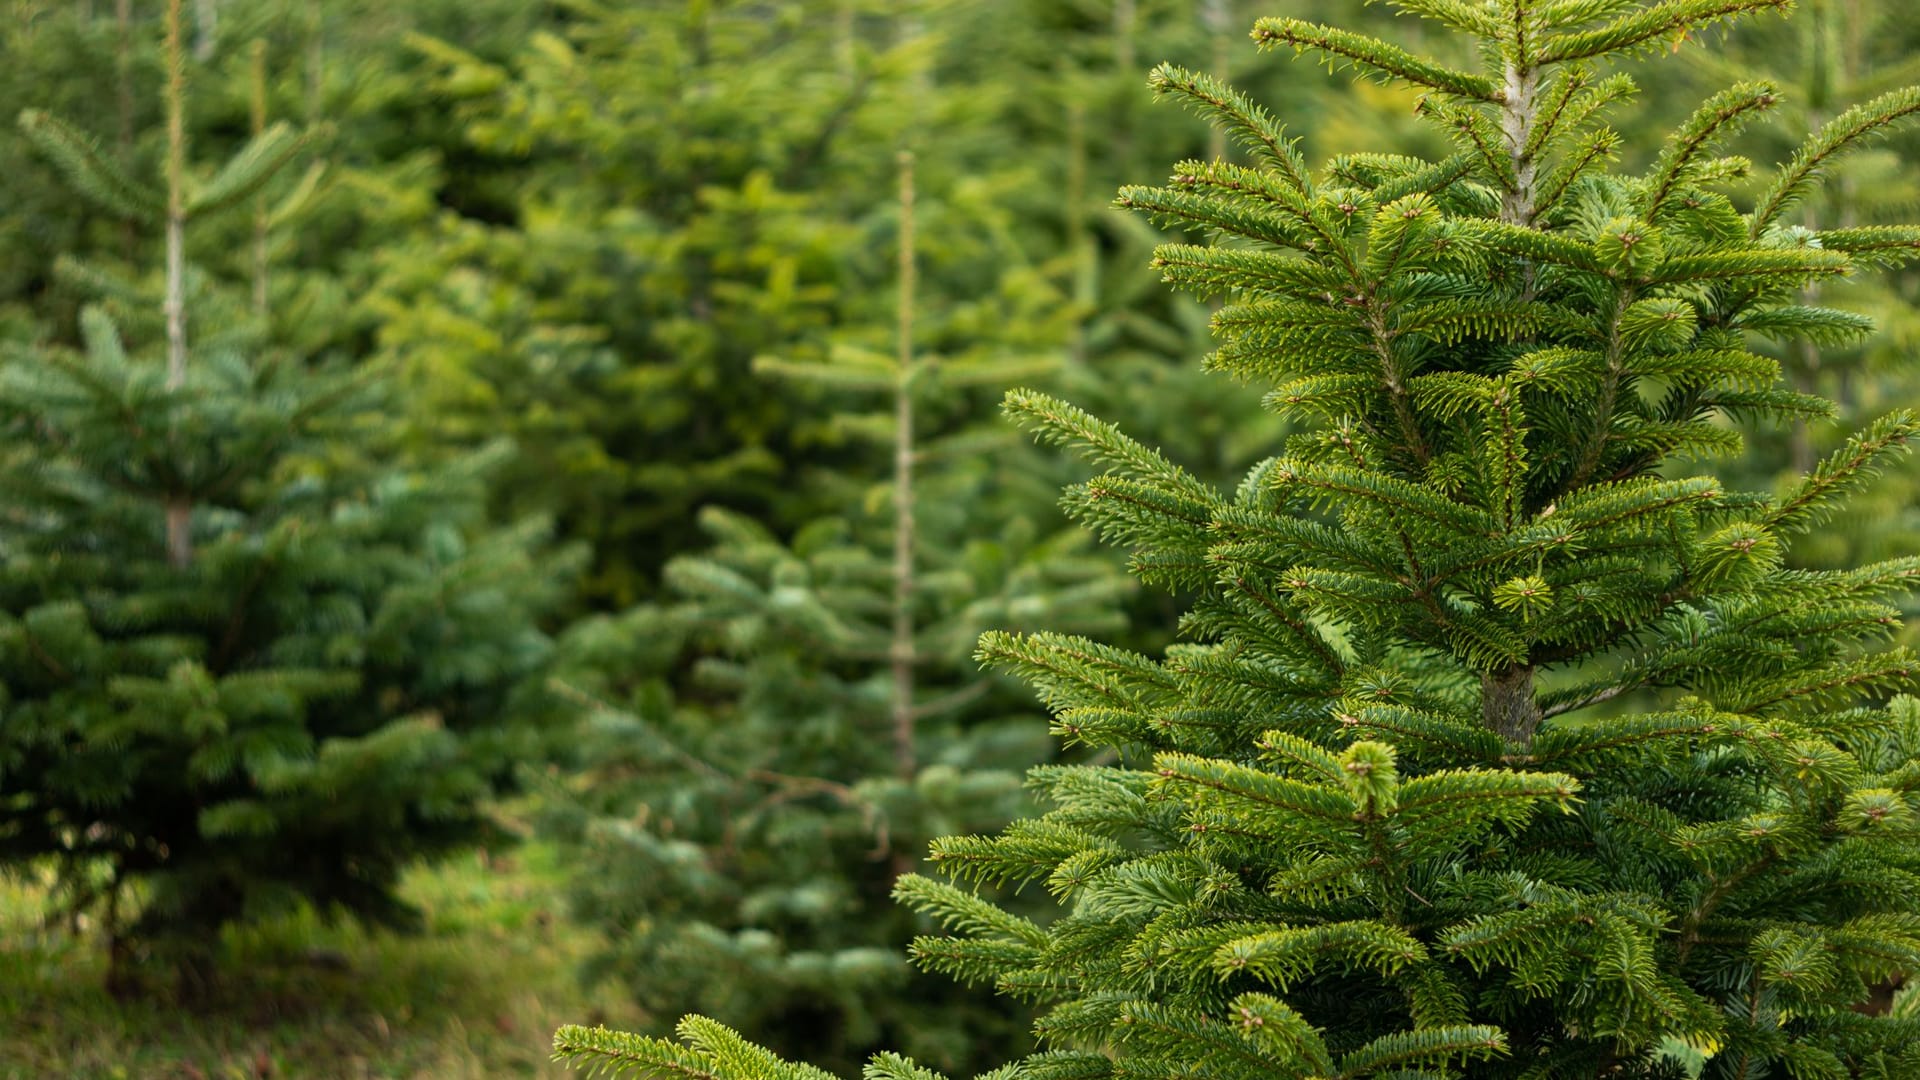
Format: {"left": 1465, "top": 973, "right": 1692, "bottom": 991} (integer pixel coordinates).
{"left": 1483, "top": 663, "right": 1541, "bottom": 746}
{"left": 163, "top": 0, "right": 193, "bottom": 568}
{"left": 888, "top": 151, "right": 918, "bottom": 883}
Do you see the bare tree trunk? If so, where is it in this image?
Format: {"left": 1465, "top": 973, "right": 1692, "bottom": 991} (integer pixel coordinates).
{"left": 1483, "top": 664, "right": 1543, "bottom": 746}
{"left": 249, "top": 38, "right": 269, "bottom": 321}
{"left": 888, "top": 151, "right": 919, "bottom": 881}
{"left": 163, "top": 0, "right": 192, "bottom": 567}
{"left": 890, "top": 149, "right": 918, "bottom": 785}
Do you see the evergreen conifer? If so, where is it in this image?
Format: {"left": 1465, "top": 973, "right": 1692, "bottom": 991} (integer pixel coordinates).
{"left": 377, "top": 1, "right": 960, "bottom": 606}
{"left": 559, "top": 1, "right": 1920, "bottom": 1076}
{"left": 0, "top": 0, "right": 572, "bottom": 996}
{"left": 541, "top": 153, "right": 1132, "bottom": 1076}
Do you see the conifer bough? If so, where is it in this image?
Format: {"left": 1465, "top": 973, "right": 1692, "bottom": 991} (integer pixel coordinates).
{"left": 560, "top": 1, "right": 1920, "bottom": 1076}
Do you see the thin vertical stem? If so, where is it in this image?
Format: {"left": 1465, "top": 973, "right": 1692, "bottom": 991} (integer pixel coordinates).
{"left": 249, "top": 38, "right": 269, "bottom": 321}
{"left": 164, "top": 0, "right": 186, "bottom": 390}
{"left": 889, "top": 149, "right": 918, "bottom": 789}
{"left": 1481, "top": 54, "right": 1546, "bottom": 741}
{"left": 1499, "top": 61, "right": 1541, "bottom": 227}
{"left": 163, "top": 0, "right": 191, "bottom": 567}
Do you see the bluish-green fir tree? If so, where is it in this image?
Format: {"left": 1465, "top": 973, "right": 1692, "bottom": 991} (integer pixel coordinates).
{"left": 558, "top": 1, "right": 1920, "bottom": 1077}
{"left": 0, "top": 0, "right": 573, "bottom": 997}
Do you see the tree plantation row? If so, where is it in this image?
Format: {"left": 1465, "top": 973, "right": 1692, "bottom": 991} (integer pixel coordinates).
{"left": 4, "top": 2, "right": 1920, "bottom": 1079}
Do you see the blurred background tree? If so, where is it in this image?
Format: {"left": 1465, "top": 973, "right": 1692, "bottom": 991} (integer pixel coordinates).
{"left": 0, "top": 0, "right": 575, "bottom": 998}
{"left": 533, "top": 140, "right": 1137, "bottom": 1074}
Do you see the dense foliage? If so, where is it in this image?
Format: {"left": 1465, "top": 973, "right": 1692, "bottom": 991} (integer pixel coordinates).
{"left": 5, "top": 2, "right": 1920, "bottom": 1078}
{"left": 0, "top": 0, "right": 571, "bottom": 996}
{"left": 558, "top": 1, "right": 1920, "bottom": 1078}
{"left": 537, "top": 149, "right": 1135, "bottom": 1074}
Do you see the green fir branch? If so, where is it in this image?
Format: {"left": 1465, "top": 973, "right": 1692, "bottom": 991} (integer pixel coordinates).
{"left": 1252, "top": 18, "right": 1500, "bottom": 101}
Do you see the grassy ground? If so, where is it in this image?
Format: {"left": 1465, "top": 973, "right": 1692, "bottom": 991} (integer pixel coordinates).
{"left": 0, "top": 837, "right": 644, "bottom": 1079}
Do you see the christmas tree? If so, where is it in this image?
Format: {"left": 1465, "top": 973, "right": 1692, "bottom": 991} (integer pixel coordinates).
{"left": 0, "top": 0, "right": 573, "bottom": 997}
{"left": 541, "top": 152, "right": 1132, "bottom": 1076}
{"left": 558, "top": 1, "right": 1920, "bottom": 1077}
{"left": 375, "top": 0, "right": 964, "bottom": 607}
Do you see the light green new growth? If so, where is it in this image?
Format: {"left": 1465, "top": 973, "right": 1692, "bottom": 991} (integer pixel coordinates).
{"left": 559, "top": 1, "right": 1920, "bottom": 1078}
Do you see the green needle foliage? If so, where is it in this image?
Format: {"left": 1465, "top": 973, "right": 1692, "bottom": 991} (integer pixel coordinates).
{"left": 558, "top": 2, "right": 1920, "bottom": 1078}
{"left": 540, "top": 154, "right": 1133, "bottom": 1076}
{"left": 0, "top": 1, "right": 573, "bottom": 998}
{"left": 377, "top": 1, "right": 966, "bottom": 607}
{"left": 1673, "top": 0, "right": 1920, "bottom": 574}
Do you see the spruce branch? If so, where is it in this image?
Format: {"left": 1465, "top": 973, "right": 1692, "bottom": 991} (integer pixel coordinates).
{"left": 1533, "top": 126, "right": 1624, "bottom": 216}
{"left": 891, "top": 875, "right": 1048, "bottom": 947}
{"left": 1382, "top": 0, "right": 1504, "bottom": 37}
{"left": 1002, "top": 390, "right": 1214, "bottom": 503}
{"left": 1252, "top": 18, "right": 1500, "bottom": 102}
{"left": 1752, "top": 85, "right": 1920, "bottom": 236}
{"left": 552, "top": 1026, "right": 725, "bottom": 1080}
{"left": 1372, "top": 153, "right": 1476, "bottom": 203}
{"left": 1335, "top": 1026, "right": 1507, "bottom": 1077}
{"left": 15, "top": 109, "right": 161, "bottom": 222}
{"left": 1537, "top": 0, "right": 1794, "bottom": 65}
{"left": 1817, "top": 225, "right": 1920, "bottom": 268}
{"left": 1644, "top": 82, "right": 1779, "bottom": 219}
{"left": 1421, "top": 98, "right": 1515, "bottom": 189}
{"left": 1520, "top": 66, "right": 1598, "bottom": 160}
{"left": 1146, "top": 64, "right": 1310, "bottom": 187}
{"left": 1764, "top": 411, "right": 1920, "bottom": 535}
{"left": 188, "top": 120, "right": 328, "bottom": 219}
{"left": 1645, "top": 248, "right": 1851, "bottom": 283}
{"left": 1212, "top": 922, "right": 1428, "bottom": 987}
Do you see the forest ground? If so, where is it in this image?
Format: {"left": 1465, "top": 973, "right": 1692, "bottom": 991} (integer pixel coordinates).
{"left": 0, "top": 811, "right": 639, "bottom": 1079}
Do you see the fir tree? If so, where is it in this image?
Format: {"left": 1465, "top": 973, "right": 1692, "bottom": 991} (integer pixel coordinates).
{"left": 559, "top": 2, "right": 1920, "bottom": 1077}
{"left": 541, "top": 153, "right": 1132, "bottom": 1076}
{"left": 0, "top": 0, "right": 573, "bottom": 997}
{"left": 377, "top": 0, "right": 950, "bottom": 606}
